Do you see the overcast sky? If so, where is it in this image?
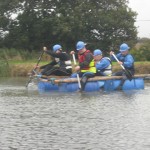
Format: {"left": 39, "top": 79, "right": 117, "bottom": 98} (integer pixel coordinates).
{"left": 128, "top": 0, "right": 150, "bottom": 38}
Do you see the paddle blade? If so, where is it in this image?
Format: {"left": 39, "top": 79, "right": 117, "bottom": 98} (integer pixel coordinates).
{"left": 124, "top": 69, "right": 133, "bottom": 81}
{"left": 26, "top": 69, "right": 38, "bottom": 87}
{"left": 26, "top": 75, "right": 33, "bottom": 87}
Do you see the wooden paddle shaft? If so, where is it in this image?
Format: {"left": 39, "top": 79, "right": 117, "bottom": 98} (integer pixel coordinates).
{"left": 112, "top": 53, "right": 125, "bottom": 70}
{"left": 72, "top": 53, "right": 81, "bottom": 89}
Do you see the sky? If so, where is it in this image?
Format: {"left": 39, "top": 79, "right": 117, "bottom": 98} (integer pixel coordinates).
{"left": 128, "top": 0, "right": 150, "bottom": 38}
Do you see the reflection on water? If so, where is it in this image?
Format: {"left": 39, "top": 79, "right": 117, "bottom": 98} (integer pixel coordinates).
{"left": 0, "top": 77, "right": 150, "bottom": 150}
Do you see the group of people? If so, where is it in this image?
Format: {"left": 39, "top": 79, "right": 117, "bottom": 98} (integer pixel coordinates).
{"left": 38, "top": 41, "right": 135, "bottom": 91}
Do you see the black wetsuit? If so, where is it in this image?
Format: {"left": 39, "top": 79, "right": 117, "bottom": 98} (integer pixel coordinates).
{"left": 40, "top": 51, "right": 72, "bottom": 76}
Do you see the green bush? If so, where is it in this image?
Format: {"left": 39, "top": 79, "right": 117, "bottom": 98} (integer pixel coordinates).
{"left": 0, "top": 48, "right": 41, "bottom": 76}
{"left": 0, "top": 60, "right": 10, "bottom": 77}
{"left": 0, "top": 48, "right": 39, "bottom": 61}
{"left": 131, "top": 41, "right": 150, "bottom": 61}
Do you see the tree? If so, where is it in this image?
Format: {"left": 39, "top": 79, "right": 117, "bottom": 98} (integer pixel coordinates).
{"left": 132, "top": 38, "right": 150, "bottom": 61}
{"left": 0, "top": 0, "right": 137, "bottom": 53}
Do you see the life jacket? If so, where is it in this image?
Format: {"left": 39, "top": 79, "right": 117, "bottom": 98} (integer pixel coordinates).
{"left": 98, "top": 57, "right": 112, "bottom": 76}
{"left": 78, "top": 50, "right": 96, "bottom": 73}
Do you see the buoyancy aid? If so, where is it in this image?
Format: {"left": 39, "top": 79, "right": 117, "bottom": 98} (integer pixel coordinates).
{"left": 78, "top": 50, "right": 96, "bottom": 73}
{"left": 99, "top": 57, "right": 112, "bottom": 76}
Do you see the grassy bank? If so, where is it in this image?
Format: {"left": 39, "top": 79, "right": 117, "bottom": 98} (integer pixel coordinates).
{"left": 113, "top": 62, "right": 150, "bottom": 74}
{"left": 0, "top": 48, "right": 149, "bottom": 77}
{"left": 4, "top": 60, "right": 150, "bottom": 77}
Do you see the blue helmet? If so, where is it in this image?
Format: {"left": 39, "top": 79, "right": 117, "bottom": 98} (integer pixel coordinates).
{"left": 53, "top": 44, "right": 62, "bottom": 52}
{"left": 119, "top": 43, "right": 130, "bottom": 52}
{"left": 76, "top": 41, "right": 86, "bottom": 50}
{"left": 93, "top": 49, "right": 102, "bottom": 56}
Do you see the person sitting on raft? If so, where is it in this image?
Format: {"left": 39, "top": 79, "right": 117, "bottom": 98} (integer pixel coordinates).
{"left": 70, "top": 41, "right": 96, "bottom": 91}
{"left": 110, "top": 43, "right": 135, "bottom": 76}
{"left": 39, "top": 44, "right": 72, "bottom": 76}
{"left": 93, "top": 49, "right": 112, "bottom": 76}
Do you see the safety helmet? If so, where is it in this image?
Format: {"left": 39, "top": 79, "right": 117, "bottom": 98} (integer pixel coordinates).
{"left": 119, "top": 43, "right": 130, "bottom": 52}
{"left": 76, "top": 41, "right": 86, "bottom": 50}
{"left": 53, "top": 44, "right": 62, "bottom": 52}
{"left": 93, "top": 49, "right": 102, "bottom": 56}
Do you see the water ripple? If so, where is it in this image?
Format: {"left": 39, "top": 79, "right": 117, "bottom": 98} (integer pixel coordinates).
{"left": 0, "top": 78, "right": 150, "bottom": 149}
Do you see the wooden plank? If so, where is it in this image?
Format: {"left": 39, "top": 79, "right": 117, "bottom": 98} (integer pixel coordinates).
{"left": 39, "top": 74, "right": 150, "bottom": 83}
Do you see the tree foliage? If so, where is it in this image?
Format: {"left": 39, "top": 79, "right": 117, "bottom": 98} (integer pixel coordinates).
{"left": 131, "top": 38, "right": 150, "bottom": 61}
{"left": 0, "top": 0, "right": 137, "bottom": 53}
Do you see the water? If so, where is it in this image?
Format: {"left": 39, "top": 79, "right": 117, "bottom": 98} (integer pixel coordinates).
{"left": 0, "top": 77, "right": 150, "bottom": 150}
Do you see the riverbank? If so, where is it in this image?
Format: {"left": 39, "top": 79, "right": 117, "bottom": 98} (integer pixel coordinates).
{"left": 8, "top": 61, "right": 150, "bottom": 77}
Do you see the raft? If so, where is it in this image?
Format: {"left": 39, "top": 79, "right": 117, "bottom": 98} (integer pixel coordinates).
{"left": 37, "top": 74, "right": 150, "bottom": 92}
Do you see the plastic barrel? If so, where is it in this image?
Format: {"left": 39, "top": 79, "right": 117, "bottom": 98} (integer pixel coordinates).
{"left": 59, "top": 83, "right": 69, "bottom": 92}
{"left": 122, "top": 78, "right": 144, "bottom": 90}
{"left": 84, "top": 81, "right": 101, "bottom": 92}
{"left": 104, "top": 79, "right": 121, "bottom": 91}
{"left": 66, "top": 83, "right": 79, "bottom": 92}
{"left": 38, "top": 81, "right": 59, "bottom": 92}
{"left": 65, "top": 81, "right": 103, "bottom": 92}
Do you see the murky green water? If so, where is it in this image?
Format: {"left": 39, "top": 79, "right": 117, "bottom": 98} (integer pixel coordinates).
{"left": 0, "top": 77, "right": 150, "bottom": 150}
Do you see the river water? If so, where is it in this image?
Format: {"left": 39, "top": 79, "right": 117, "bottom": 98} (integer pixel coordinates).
{"left": 0, "top": 77, "right": 150, "bottom": 150}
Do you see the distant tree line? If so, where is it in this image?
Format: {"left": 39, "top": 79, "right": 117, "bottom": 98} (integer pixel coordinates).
{"left": 132, "top": 38, "right": 150, "bottom": 61}
{"left": 0, "top": 0, "right": 137, "bottom": 55}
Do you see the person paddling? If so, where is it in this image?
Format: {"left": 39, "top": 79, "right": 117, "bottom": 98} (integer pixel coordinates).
{"left": 39, "top": 44, "right": 72, "bottom": 76}
{"left": 110, "top": 43, "right": 135, "bottom": 77}
{"left": 70, "top": 41, "right": 96, "bottom": 91}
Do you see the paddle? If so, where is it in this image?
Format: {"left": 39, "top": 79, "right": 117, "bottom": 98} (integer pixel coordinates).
{"left": 26, "top": 51, "right": 44, "bottom": 87}
{"left": 112, "top": 53, "right": 133, "bottom": 81}
{"left": 72, "top": 53, "right": 81, "bottom": 89}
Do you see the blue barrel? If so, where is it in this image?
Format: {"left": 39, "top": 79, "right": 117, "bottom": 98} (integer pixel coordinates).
{"left": 64, "top": 81, "right": 104, "bottom": 92}
{"left": 104, "top": 80, "right": 121, "bottom": 91}
{"left": 122, "top": 78, "right": 144, "bottom": 90}
{"left": 84, "top": 81, "right": 101, "bottom": 92}
{"left": 104, "top": 78, "right": 144, "bottom": 91}
{"left": 97, "top": 80, "right": 105, "bottom": 88}
{"left": 66, "top": 83, "right": 80, "bottom": 92}
{"left": 59, "top": 83, "right": 69, "bottom": 92}
{"left": 38, "top": 81, "right": 59, "bottom": 92}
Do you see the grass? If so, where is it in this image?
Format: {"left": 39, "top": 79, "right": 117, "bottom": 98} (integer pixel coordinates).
{"left": 112, "top": 61, "right": 150, "bottom": 74}
{"left": 0, "top": 60, "right": 10, "bottom": 77}
{"left": 0, "top": 48, "right": 149, "bottom": 77}
{"left": 6, "top": 60, "right": 149, "bottom": 77}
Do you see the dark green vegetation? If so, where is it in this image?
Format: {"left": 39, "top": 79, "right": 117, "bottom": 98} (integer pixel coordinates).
{"left": 131, "top": 38, "right": 150, "bottom": 61}
{"left": 0, "top": 0, "right": 149, "bottom": 77}
{"left": 0, "top": 48, "right": 149, "bottom": 77}
{"left": 0, "top": 0, "right": 137, "bottom": 53}
{"left": 0, "top": 37, "right": 150, "bottom": 77}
